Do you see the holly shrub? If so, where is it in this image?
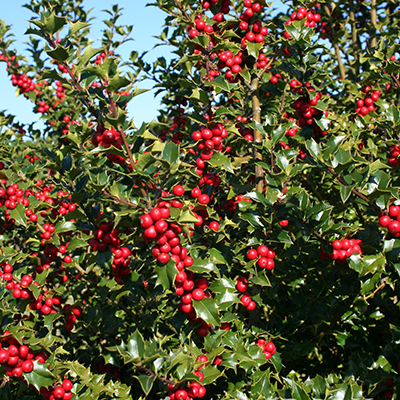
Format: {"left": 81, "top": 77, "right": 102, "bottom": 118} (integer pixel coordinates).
{"left": 0, "top": 0, "right": 400, "bottom": 399}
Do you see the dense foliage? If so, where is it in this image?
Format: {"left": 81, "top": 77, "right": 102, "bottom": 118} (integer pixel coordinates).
{"left": 0, "top": 0, "right": 400, "bottom": 399}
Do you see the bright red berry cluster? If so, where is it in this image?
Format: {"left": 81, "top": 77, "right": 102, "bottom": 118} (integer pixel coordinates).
{"left": 388, "top": 145, "right": 400, "bottom": 167}
{"left": 355, "top": 86, "right": 381, "bottom": 116}
{"left": 379, "top": 205, "right": 400, "bottom": 236}
{"left": 319, "top": 238, "right": 363, "bottom": 263}
{"left": 236, "top": 277, "right": 256, "bottom": 311}
{"left": 284, "top": 6, "right": 320, "bottom": 39}
{"left": 246, "top": 244, "right": 276, "bottom": 270}
{"left": 91, "top": 126, "right": 126, "bottom": 165}
{"left": 0, "top": 331, "right": 47, "bottom": 379}
{"left": 41, "top": 378, "right": 74, "bottom": 400}
{"left": 288, "top": 81, "right": 328, "bottom": 137}
{"left": 255, "top": 338, "right": 277, "bottom": 359}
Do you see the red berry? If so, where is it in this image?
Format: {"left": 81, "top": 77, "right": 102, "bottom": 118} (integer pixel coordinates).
{"left": 173, "top": 185, "right": 185, "bottom": 196}
{"left": 247, "top": 249, "right": 258, "bottom": 260}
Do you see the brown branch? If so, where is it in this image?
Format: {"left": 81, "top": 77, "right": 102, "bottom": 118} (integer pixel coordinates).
{"left": 138, "top": 363, "right": 176, "bottom": 386}
{"left": 102, "top": 190, "right": 138, "bottom": 207}
{"left": 251, "top": 69, "right": 264, "bottom": 194}
{"left": 364, "top": 281, "right": 386, "bottom": 300}
{"left": 392, "top": 73, "right": 400, "bottom": 90}
{"left": 256, "top": 47, "right": 283, "bottom": 81}
{"left": 370, "top": 0, "right": 377, "bottom": 48}
{"left": 348, "top": 0, "right": 359, "bottom": 72}
{"left": 104, "top": 88, "right": 149, "bottom": 205}
{"left": 173, "top": 0, "right": 192, "bottom": 23}
{"left": 325, "top": 166, "right": 380, "bottom": 212}
{"left": 323, "top": 4, "right": 346, "bottom": 80}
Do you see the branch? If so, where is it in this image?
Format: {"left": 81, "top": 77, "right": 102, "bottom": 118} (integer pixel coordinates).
{"left": 364, "top": 281, "right": 386, "bottom": 300}
{"left": 173, "top": 0, "right": 192, "bottom": 23}
{"left": 256, "top": 47, "right": 283, "bottom": 81}
{"left": 251, "top": 68, "right": 264, "bottom": 194}
{"left": 102, "top": 190, "right": 138, "bottom": 207}
{"left": 370, "top": 0, "right": 377, "bottom": 48}
{"left": 323, "top": 4, "right": 346, "bottom": 80}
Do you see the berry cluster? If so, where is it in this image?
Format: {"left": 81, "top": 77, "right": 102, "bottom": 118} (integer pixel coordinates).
{"left": 256, "top": 53, "right": 270, "bottom": 69}
{"left": 223, "top": 194, "right": 252, "bottom": 214}
{"left": 216, "top": 50, "right": 244, "bottom": 79}
{"left": 192, "top": 123, "right": 228, "bottom": 157}
{"left": 0, "top": 332, "right": 47, "bottom": 379}
{"left": 388, "top": 145, "right": 400, "bottom": 167}
{"left": 94, "top": 51, "right": 106, "bottom": 65}
{"left": 202, "top": 0, "right": 231, "bottom": 14}
{"left": 379, "top": 205, "right": 400, "bottom": 236}
{"left": 91, "top": 126, "right": 125, "bottom": 165}
{"left": 239, "top": 16, "right": 268, "bottom": 46}
{"left": 288, "top": 81, "right": 328, "bottom": 137}
{"left": 246, "top": 244, "right": 276, "bottom": 270}
{"left": 90, "top": 220, "right": 121, "bottom": 252}
{"left": 11, "top": 72, "right": 36, "bottom": 93}
{"left": 255, "top": 338, "right": 277, "bottom": 359}
{"left": 0, "top": 183, "right": 30, "bottom": 210}
{"left": 167, "top": 356, "right": 207, "bottom": 399}
{"left": 284, "top": 6, "right": 321, "bottom": 39}
{"left": 319, "top": 238, "right": 363, "bottom": 263}
{"left": 236, "top": 277, "right": 256, "bottom": 311}
{"left": 355, "top": 87, "right": 381, "bottom": 116}
{"left": 111, "top": 246, "right": 131, "bottom": 284}
{"left": 41, "top": 379, "right": 74, "bottom": 400}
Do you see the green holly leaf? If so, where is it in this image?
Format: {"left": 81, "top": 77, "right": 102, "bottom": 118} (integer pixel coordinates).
{"left": 193, "top": 297, "right": 221, "bottom": 326}
{"left": 23, "top": 360, "right": 55, "bottom": 391}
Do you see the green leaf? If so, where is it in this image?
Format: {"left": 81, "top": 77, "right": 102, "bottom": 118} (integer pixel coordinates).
{"left": 188, "top": 257, "right": 218, "bottom": 274}
{"left": 107, "top": 74, "right": 131, "bottom": 92}
{"left": 190, "top": 88, "right": 209, "bottom": 105}
{"left": 9, "top": 203, "right": 27, "bottom": 227}
{"left": 96, "top": 248, "right": 114, "bottom": 269}
{"left": 23, "top": 360, "right": 55, "bottom": 391}
{"left": 204, "top": 75, "right": 235, "bottom": 92}
{"left": 246, "top": 42, "right": 263, "bottom": 59}
{"left": 179, "top": 210, "right": 201, "bottom": 224}
{"left": 127, "top": 330, "right": 145, "bottom": 359}
{"left": 69, "top": 21, "right": 91, "bottom": 36}
{"left": 62, "top": 154, "right": 72, "bottom": 171}
{"left": 208, "top": 152, "right": 234, "bottom": 173}
{"left": 387, "top": 105, "right": 400, "bottom": 125}
{"left": 46, "top": 45, "right": 70, "bottom": 62}
{"left": 134, "top": 375, "right": 155, "bottom": 396}
{"left": 305, "top": 138, "right": 320, "bottom": 159}
{"left": 155, "top": 258, "right": 178, "bottom": 290}
{"left": 201, "top": 366, "right": 224, "bottom": 385}
{"left": 241, "top": 212, "right": 264, "bottom": 227}
{"left": 55, "top": 221, "right": 75, "bottom": 234}
{"left": 67, "top": 238, "right": 87, "bottom": 251}
{"left": 340, "top": 184, "right": 353, "bottom": 203}
{"left": 286, "top": 24, "right": 301, "bottom": 40}
{"left": 43, "top": 13, "right": 67, "bottom": 34}
{"left": 161, "top": 142, "right": 179, "bottom": 164}
{"left": 252, "top": 371, "right": 272, "bottom": 397}
{"left": 193, "top": 297, "right": 221, "bottom": 326}
{"left": 250, "top": 272, "right": 271, "bottom": 287}
{"left": 78, "top": 45, "right": 104, "bottom": 69}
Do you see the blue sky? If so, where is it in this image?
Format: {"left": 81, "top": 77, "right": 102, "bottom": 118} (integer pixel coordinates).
{"left": 0, "top": 1, "right": 285, "bottom": 129}
{"left": 0, "top": 1, "right": 172, "bottom": 129}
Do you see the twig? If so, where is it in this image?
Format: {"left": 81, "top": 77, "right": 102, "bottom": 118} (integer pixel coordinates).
{"left": 102, "top": 190, "right": 137, "bottom": 207}
{"left": 364, "top": 281, "right": 386, "bottom": 300}
{"left": 370, "top": 0, "right": 377, "bottom": 48}
{"left": 325, "top": 166, "right": 380, "bottom": 212}
{"left": 256, "top": 47, "right": 283, "bottom": 81}
{"left": 323, "top": 4, "right": 346, "bottom": 80}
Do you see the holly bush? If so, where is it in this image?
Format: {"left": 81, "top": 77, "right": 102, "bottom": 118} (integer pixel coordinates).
{"left": 0, "top": 0, "right": 400, "bottom": 399}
